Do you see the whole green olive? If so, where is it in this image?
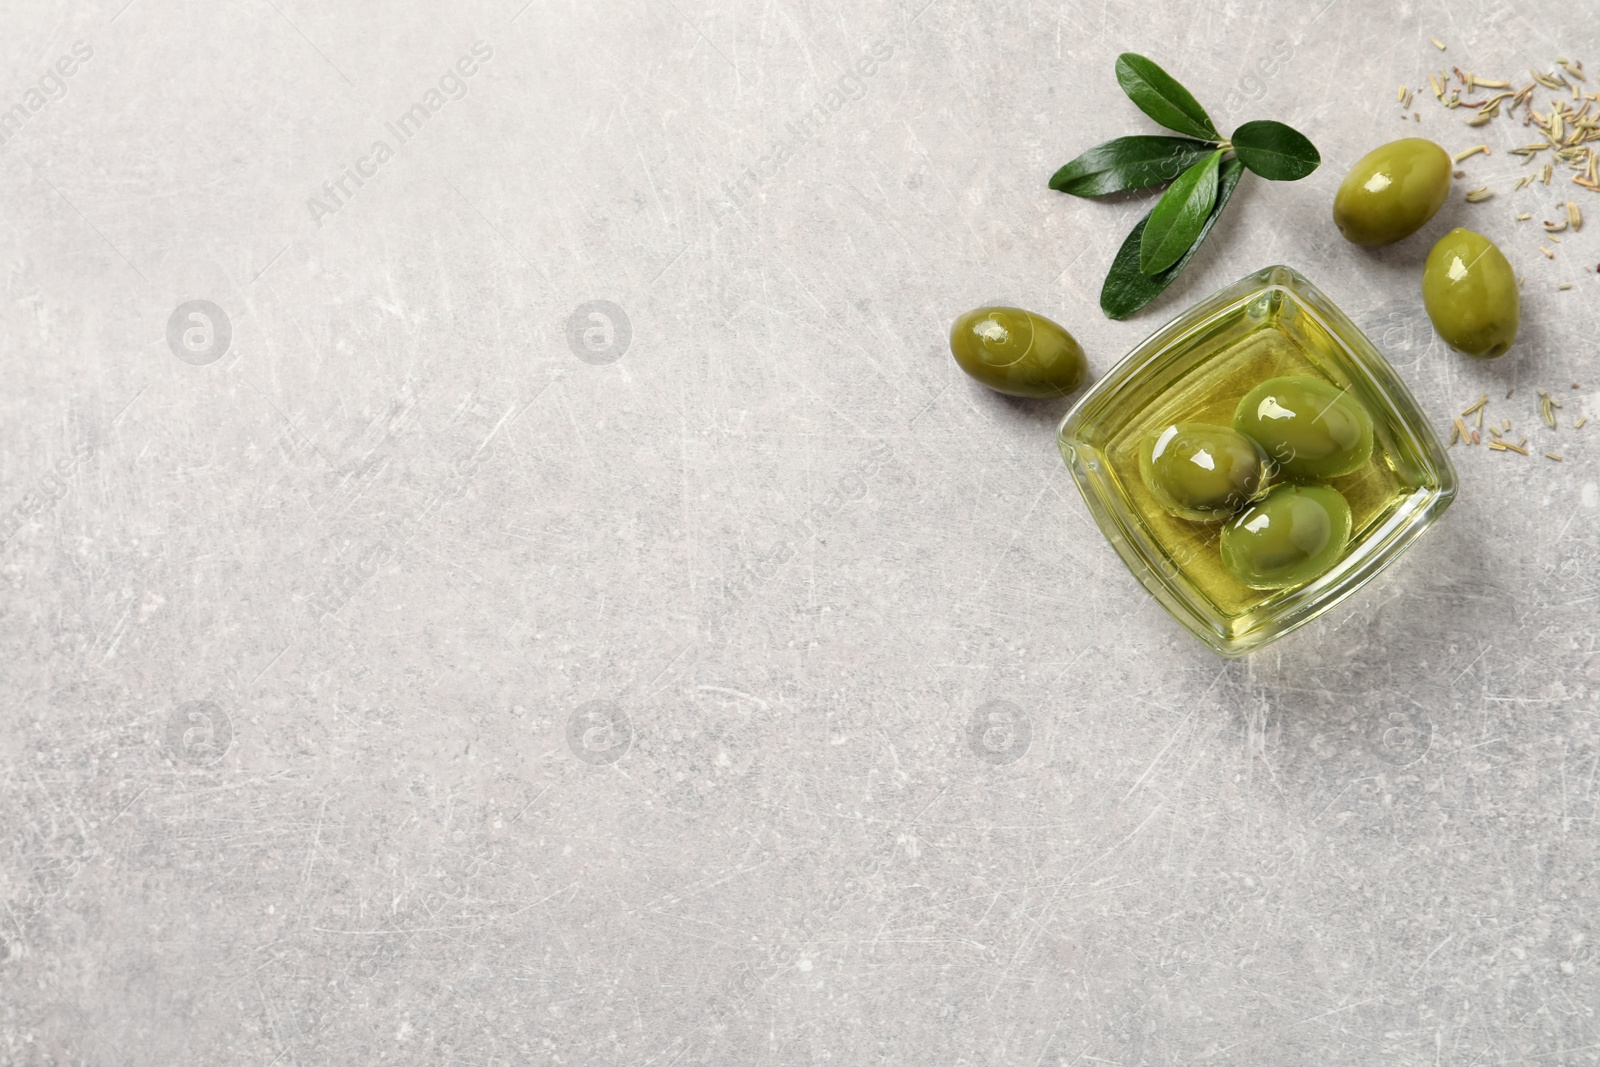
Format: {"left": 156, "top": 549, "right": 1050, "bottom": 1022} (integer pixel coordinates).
{"left": 1233, "top": 375, "right": 1374, "bottom": 480}
{"left": 1220, "top": 484, "right": 1353, "bottom": 590}
{"left": 1422, "top": 227, "right": 1520, "bottom": 358}
{"left": 948, "top": 306, "right": 1088, "bottom": 398}
{"left": 1138, "top": 423, "right": 1270, "bottom": 522}
{"left": 1332, "top": 138, "right": 1452, "bottom": 246}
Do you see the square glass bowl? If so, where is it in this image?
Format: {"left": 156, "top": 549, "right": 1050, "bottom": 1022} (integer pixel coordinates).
{"left": 1057, "top": 265, "right": 1457, "bottom": 657}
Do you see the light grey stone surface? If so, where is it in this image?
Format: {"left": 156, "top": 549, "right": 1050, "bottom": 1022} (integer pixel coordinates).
{"left": 2, "top": 0, "right": 1598, "bottom": 1063}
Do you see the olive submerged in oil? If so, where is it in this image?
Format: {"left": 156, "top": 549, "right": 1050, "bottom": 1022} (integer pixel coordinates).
{"left": 1138, "top": 423, "right": 1270, "bottom": 521}
{"left": 1233, "top": 375, "right": 1374, "bottom": 480}
{"left": 1220, "top": 483, "right": 1353, "bottom": 590}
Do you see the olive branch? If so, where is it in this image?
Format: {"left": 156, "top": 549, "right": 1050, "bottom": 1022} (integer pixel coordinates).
{"left": 1051, "top": 53, "right": 1320, "bottom": 319}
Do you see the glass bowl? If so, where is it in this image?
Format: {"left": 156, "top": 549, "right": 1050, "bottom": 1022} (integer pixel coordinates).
{"left": 1057, "top": 265, "right": 1457, "bottom": 657}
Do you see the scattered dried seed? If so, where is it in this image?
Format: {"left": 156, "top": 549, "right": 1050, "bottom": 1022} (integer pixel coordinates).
{"left": 1560, "top": 59, "right": 1587, "bottom": 82}
{"left": 1490, "top": 425, "right": 1504, "bottom": 438}
{"left": 1559, "top": 282, "right": 1573, "bottom": 290}
{"left": 1471, "top": 430, "right": 1482, "bottom": 444}
{"left": 1448, "top": 423, "right": 1460, "bottom": 446}
{"left": 1540, "top": 391, "right": 1559, "bottom": 428}
{"left": 1576, "top": 416, "right": 1589, "bottom": 429}
{"left": 1517, "top": 212, "right": 1533, "bottom": 220}
{"left": 1545, "top": 452, "right": 1563, "bottom": 461}
{"left": 1544, "top": 162, "right": 1554, "bottom": 183}
{"left": 1545, "top": 218, "right": 1569, "bottom": 231}
{"left": 1541, "top": 246, "right": 1557, "bottom": 258}
{"left": 1466, "top": 187, "right": 1494, "bottom": 202}
{"left": 1569, "top": 200, "right": 1583, "bottom": 229}
{"left": 1455, "top": 144, "right": 1490, "bottom": 161}
{"left": 1432, "top": 37, "right": 1447, "bottom": 51}
{"left": 1461, "top": 394, "right": 1489, "bottom": 416}
{"left": 1475, "top": 77, "right": 1512, "bottom": 89}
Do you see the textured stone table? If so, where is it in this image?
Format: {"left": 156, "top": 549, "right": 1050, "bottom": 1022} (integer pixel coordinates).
{"left": 2, "top": 0, "right": 1598, "bottom": 1063}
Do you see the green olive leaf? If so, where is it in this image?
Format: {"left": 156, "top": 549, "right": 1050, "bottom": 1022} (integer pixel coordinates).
{"left": 1114, "top": 53, "right": 1221, "bottom": 142}
{"left": 1138, "top": 151, "right": 1221, "bottom": 274}
{"left": 1230, "top": 119, "right": 1321, "bottom": 180}
{"left": 1101, "top": 156, "right": 1247, "bottom": 320}
{"left": 1048, "top": 135, "right": 1220, "bottom": 197}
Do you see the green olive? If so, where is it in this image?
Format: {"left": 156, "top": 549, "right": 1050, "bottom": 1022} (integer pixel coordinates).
{"left": 1138, "top": 423, "right": 1270, "bottom": 522}
{"left": 949, "top": 306, "right": 1088, "bottom": 398}
{"left": 1422, "top": 227, "right": 1520, "bottom": 358}
{"left": 1220, "top": 484, "right": 1353, "bottom": 590}
{"left": 1233, "top": 376, "right": 1374, "bottom": 479}
{"left": 1332, "top": 138, "right": 1452, "bottom": 246}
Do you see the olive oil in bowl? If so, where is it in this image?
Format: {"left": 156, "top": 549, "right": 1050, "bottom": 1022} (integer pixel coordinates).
{"left": 1058, "top": 267, "right": 1456, "bottom": 656}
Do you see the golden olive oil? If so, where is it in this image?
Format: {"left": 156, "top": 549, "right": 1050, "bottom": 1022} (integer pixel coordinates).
{"left": 1101, "top": 290, "right": 1437, "bottom": 619}
{"left": 1059, "top": 267, "right": 1457, "bottom": 656}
